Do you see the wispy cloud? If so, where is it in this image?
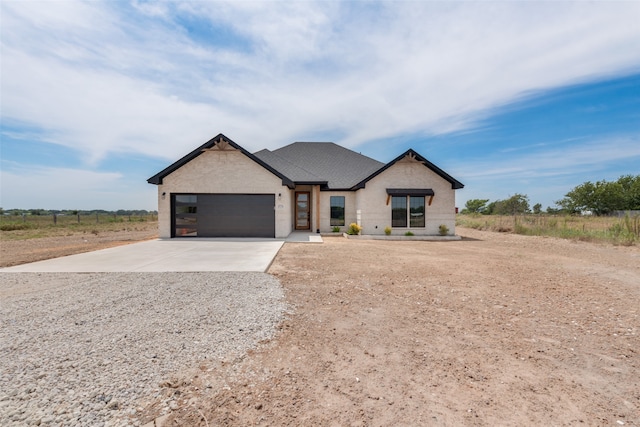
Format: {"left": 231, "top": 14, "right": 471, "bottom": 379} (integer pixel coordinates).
{"left": 2, "top": 1, "right": 640, "bottom": 210}
{"left": 3, "top": 1, "right": 640, "bottom": 163}
{"left": 0, "top": 164, "right": 154, "bottom": 210}
{"left": 460, "top": 136, "right": 640, "bottom": 181}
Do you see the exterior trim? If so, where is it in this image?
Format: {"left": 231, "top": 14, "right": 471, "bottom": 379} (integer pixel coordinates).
{"left": 386, "top": 188, "right": 435, "bottom": 197}
{"left": 147, "top": 133, "right": 295, "bottom": 188}
{"left": 351, "top": 149, "right": 464, "bottom": 190}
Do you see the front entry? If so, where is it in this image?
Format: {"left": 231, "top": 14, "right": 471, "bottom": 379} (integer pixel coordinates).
{"left": 295, "top": 192, "right": 310, "bottom": 230}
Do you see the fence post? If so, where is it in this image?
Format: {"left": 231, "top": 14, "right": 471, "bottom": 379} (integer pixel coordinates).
{"left": 53, "top": 214, "right": 57, "bottom": 225}
{"left": 77, "top": 213, "right": 80, "bottom": 224}
{"left": 96, "top": 213, "right": 99, "bottom": 223}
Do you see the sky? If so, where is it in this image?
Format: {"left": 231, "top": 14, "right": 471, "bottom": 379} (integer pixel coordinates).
{"left": 1, "top": 0, "right": 639, "bottom": 211}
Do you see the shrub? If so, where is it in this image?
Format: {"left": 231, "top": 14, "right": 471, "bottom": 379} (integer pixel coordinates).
{"left": 0, "top": 223, "right": 33, "bottom": 231}
{"left": 404, "top": 231, "right": 414, "bottom": 236}
{"left": 438, "top": 224, "right": 449, "bottom": 236}
{"left": 347, "top": 223, "right": 362, "bottom": 235}
{"left": 332, "top": 226, "right": 341, "bottom": 233}
{"left": 384, "top": 226, "right": 392, "bottom": 236}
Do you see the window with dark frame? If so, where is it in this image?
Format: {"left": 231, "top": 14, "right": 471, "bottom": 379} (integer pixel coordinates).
{"left": 174, "top": 194, "right": 198, "bottom": 236}
{"left": 391, "top": 195, "right": 426, "bottom": 228}
{"left": 330, "top": 196, "right": 345, "bottom": 226}
{"left": 410, "top": 196, "right": 425, "bottom": 227}
{"left": 391, "top": 196, "right": 407, "bottom": 227}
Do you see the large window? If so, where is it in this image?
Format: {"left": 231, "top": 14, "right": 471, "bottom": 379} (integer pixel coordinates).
{"left": 391, "top": 196, "right": 407, "bottom": 227}
{"left": 410, "top": 196, "right": 425, "bottom": 227}
{"left": 392, "top": 196, "right": 425, "bottom": 228}
{"left": 330, "top": 196, "right": 345, "bottom": 226}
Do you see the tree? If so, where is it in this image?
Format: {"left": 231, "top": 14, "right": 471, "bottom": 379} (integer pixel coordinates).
{"left": 493, "top": 194, "right": 530, "bottom": 215}
{"left": 532, "top": 203, "right": 542, "bottom": 214}
{"left": 463, "top": 199, "right": 490, "bottom": 214}
{"left": 558, "top": 175, "right": 640, "bottom": 215}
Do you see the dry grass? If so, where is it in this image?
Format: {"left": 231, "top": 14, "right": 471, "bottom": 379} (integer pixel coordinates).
{"left": 0, "top": 214, "right": 158, "bottom": 241}
{"left": 456, "top": 213, "right": 639, "bottom": 246}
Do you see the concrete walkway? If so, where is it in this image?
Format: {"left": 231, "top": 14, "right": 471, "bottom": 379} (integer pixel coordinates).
{"left": 1, "top": 239, "right": 283, "bottom": 273}
{"left": 1, "top": 232, "right": 323, "bottom": 273}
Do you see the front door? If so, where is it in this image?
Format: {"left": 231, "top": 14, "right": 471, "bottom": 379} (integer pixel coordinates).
{"left": 295, "top": 192, "right": 310, "bottom": 230}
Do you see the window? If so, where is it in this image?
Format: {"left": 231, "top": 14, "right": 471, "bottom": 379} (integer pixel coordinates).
{"left": 391, "top": 196, "right": 425, "bottom": 228}
{"left": 330, "top": 196, "right": 345, "bottom": 226}
{"left": 391, "top": 196, "right": 407, "bottom": 227}
{"left": 410, "top": 196, "right": 425, "bottom": 227}
{"left": 174, "top": 194, "right": 198, "bottom": 236}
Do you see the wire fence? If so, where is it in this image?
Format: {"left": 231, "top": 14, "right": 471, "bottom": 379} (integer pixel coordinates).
{"left": 0, "top": 213, "right": 157, "bottom": 231}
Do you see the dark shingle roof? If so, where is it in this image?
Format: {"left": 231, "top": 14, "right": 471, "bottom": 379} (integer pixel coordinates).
{"left": 255, "top": 142, "right": 384, "bottom": 189}
{"left": 253, "top": 149, "right": 326, "bottom": 185}
{"left": 148, "top": 134, "right": 463, "bottom": 192}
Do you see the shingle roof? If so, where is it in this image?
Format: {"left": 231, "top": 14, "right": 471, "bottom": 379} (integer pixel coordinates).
{"left": 255, "top": 142, "right": 384, "bottom": 189}
{"left": 148, "top": 134, "right": 463, "bottom": 191}
{"left": 253, "top": 149, "right": 326, "bottom": 185}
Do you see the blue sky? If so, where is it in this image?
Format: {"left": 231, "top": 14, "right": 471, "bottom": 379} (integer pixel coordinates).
{"left": 1, "top": 1, "right": 639, "bottom": 211}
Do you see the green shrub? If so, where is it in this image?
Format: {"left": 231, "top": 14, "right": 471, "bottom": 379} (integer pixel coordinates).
{"left": 438, "top": 224, "right": 449, "bottom": 236}
{"left": 384, "top": 226, "right": 392, "bottom": 236}
{"left": 332, "top": 226, "right": 341, "bottom": 233}
{"left": 0, "top": 223, "right": 34, "bottom": 231}
{"left": 404, "top": 231, "right": 414, "bottom": 236}
{"left": 347, "top": 223, "right": 362, "bottom": 235}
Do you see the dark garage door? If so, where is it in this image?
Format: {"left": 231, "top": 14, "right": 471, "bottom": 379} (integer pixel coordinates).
{"left": 173, "top": 194, "right": 275, "bottom": 238}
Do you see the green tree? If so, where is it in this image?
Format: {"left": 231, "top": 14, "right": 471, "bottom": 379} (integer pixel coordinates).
{"left": 485, "top": 201, "right": 497, "bottom": 215}
{"left": 493, "top": 194, "right": 530, "bottom": 215}
{"left": 532, "top": 203, "right": 542, "bottom": 214}
{"left": 558, "top": 175, "right": 640, "bottom": 215}
{"left": 617, "top": 174, "right": 640, "bottom": 210}
{"left": 463, "top": 199, "right": 490, "bottom": 214}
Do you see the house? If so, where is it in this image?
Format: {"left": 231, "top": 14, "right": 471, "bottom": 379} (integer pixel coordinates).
{"left": 147, "top": 133, "right": 463, "bottom": 238}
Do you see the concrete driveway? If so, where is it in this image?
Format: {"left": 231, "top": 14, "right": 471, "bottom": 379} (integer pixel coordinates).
{"left": 0, "top": 239, "right": 285, "bottom": 273}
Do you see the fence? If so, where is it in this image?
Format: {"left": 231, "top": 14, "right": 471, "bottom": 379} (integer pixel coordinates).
{"left": 611, "top": 210, "right": 640, "bottom": 218}
{"left": 0, "top": 213, "right": 157, "bottom": 229}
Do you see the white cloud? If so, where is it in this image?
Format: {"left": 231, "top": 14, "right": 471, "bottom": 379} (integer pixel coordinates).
{"left": 460, "top": 136, "right": 640, "bottom": 181}
{"left": 2, "top": 1, "right": 640, "bottom": 160}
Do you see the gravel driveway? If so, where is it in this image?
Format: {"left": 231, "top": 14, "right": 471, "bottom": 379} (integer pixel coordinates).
{"left": 0, "top": 272, "right": 286, "bottom": 427}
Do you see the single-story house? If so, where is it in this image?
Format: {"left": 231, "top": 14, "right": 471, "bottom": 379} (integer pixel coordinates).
{"left": 147, "top": 133, "right": 463, "bottom": 238}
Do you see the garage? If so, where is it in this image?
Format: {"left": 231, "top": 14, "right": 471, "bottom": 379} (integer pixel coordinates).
{"left": 172, "top": 194, "right": 275, "bottom": 238}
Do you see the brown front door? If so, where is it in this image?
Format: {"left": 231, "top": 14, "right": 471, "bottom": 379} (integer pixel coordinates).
{"left": 295, "top": 192, "right": 310, "bottom": 230}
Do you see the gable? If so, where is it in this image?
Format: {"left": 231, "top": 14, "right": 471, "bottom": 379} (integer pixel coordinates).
{"left": 147, "top": 134, "right": 294, "bottom": 188}
{"left": 351, "top": 149, "right": 464, "bottom": 190}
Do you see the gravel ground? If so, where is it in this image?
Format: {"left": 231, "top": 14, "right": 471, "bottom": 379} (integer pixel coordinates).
{"left": 0, "top": 272, "right": 287, "bottom": 427}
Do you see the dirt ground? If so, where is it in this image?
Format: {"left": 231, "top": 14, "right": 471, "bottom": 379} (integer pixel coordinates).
{"left": 3, "top": 228, "right": 639, "bottom": 425}
{"left": 0, "top": 226, "right": 158, "bottom": 268}
{"left": 138, "top": 229, "right": 637, "bottom": 426}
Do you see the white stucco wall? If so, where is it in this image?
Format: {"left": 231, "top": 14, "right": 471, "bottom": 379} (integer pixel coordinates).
{"left": 355, "top": 161, "right": 458, "bottom": 235}
{"left": 155, "top": 150, "right": 292, "bottom": 238}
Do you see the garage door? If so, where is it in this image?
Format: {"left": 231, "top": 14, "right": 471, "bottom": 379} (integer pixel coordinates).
{"left": 173, "top": 194, "right": 275, "bottom": 238}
